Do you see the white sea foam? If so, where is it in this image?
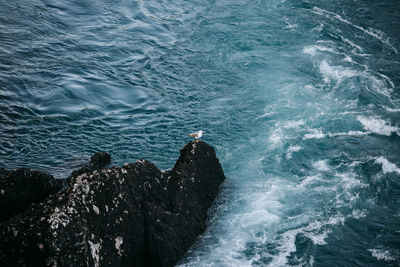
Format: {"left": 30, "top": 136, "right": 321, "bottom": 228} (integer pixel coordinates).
{"left": 313, "top": 160, "right": 330, "bottom": 171}
{"left": 352, "top": 209, "right": 366, "bottom": 219}
{"left": 319, "top": 171, "right": 367, "bottom": 212}
{"left": 319, "top": 60, "right": 358, "bottom": 83}
{"left": 270, "top": 215, "right": 345, "bottom": 266}
{"left": 368, "top": 75, "right": 392, "bottom": 97}
{"left": 304, "top": 227, "right": 332, "bottom": 246}
{"left": 331, "top": 131, "right": 368, "bottom": 137}
{"left": 357, "top": 116, "right": 399, "bottom": 136}
{"left": 283, "top": 119, "right": 305, "bottom": 129}
{"left": 269, "top": 127, "right": 284, "bottom": 147}
{"left": 303, "top": 45, "right": 335, "bottom": 56}
{"left": 317, "top": 40, "right": 336, "bottom": 45}
{"left": 179, "top": 179, "right": 288, "bottom": 267}
{"left": 340, "top": 36, "right": 363, "bottom": 52}
{"left": 303, "top": 130, "right": 368, "bottom": 139}
{"left": 299, "top": 174, "right": 324, "bottom": 187}
{"left": 304, "top": 130, "right": 325, "bottom": 139}
{"left": 343, "top": 55, "right": 353, "bottom": 63}
{"left": 286, "top": 145, "right": 302, "bottom": 159}
{"left": 375, "top": 156, "right": 400, "bottom": 175}
{"left": 238, "top": 186, "right": 283, "bottom": 229}
{"left": 285, "top": 169, "right": 364, "bottom": 265}
{"left": 287, "top": 145, "right": 302, "bottom": 153}
{"left": 383, "top": 106, "right": 400, "bottom": 113}
{"left": 368, "top": 248, "right": 395, "bottom": 261}
{"left": 270, "top": 228, "right": 298, "bottom": 266}
{"left": 363, "top": 28, "right": 399, "bottom": 54}
{"left": 254, "top": 111, "right": 275, "bottom": 121}
{"left": 284, "top": 18, "right": 298, "bottom": 30}
{"left": 378, "top": 72, "right": 395, "bottom": 90}
{"left": 311, "top": 23, "right": 324, "bottom": 32}
{"left": 183, "top": 166, "right": 368, "bottom": 267}
{"left": 336, "top": 172, "right": 368, "bottom": 191}
{"left": 311, "top": 7, "right": 398, "bottom": 54}
{"left": 240, "top": 209, "right": 280, "bottom": 227}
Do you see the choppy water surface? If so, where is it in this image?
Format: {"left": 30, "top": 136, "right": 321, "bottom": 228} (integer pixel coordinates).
{"left": 1, "top": 0, "right": 400, "bottom": 265}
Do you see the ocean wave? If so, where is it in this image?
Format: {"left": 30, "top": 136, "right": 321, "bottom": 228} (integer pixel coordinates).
{"left": 269, "top": 127, "right": 284, "bottom": 148}
{"left": 303, "top": 45, "right": 336, "bottom": 56}
{"left": 286, "top": 145, "right": 302, "bottom": 159}
{"left": 368, "top": 248, "right": 396, "bottom": 261}
{"left": 254, "top": 111, "right": 276, "bottom": 121}
{"left": 303, "top": 130, "right": 368, "bottom": 139}
{"left": 283, "top": 120, "right": 306, "bottom": 129}
{"left": 311, "top": 7, "right": 398, "bottom": 54}
{"left": 375, "top": 156, "right": 400, "bottom": 175}
{"left": 357, "top": 116, "right": 399, "bottom": 136}
{"left": 313, "top": 160, "right": 330, "bottom": 171}
{"left": 319, "top": 60, "right": 358, "bottom": 83}
{"left": 270, "top": 215, "right": 345, "bottom": 266}
{"left": 340, "top": 35, "right": 363, "bottom": 52}
{"left": 299, "top": 174, "right": 324, "bottom": 187}
{"left": 382, "top": 106, "right": 400, "bottom": 113}
{"left": 306, "top": 48, "right": 393, "bottom": 98}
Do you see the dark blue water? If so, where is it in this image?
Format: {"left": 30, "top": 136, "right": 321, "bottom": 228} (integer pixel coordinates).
{"left": 1, "top": 0, "right": 400, "bottom": 265}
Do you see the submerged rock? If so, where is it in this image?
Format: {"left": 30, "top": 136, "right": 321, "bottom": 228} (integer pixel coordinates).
{"left": 68, "top": 151, "right": 111, "bottom": 183}
{"left": 0, "top": 141, "right": 225, "bottom": 266}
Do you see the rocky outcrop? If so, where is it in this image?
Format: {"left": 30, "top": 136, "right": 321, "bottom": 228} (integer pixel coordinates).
{"left": 0, "top": 168, "right": 62, "bottom": 222}
{"left": 68, "top": 151, "right": 111, "bottom": 183}
{"left": 0, "top": 141, "right": 225, "bottom": 267}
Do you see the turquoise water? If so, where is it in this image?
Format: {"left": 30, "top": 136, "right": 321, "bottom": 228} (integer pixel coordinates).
{"left": 1, "top": 0, "right": 400, "bottom": 265}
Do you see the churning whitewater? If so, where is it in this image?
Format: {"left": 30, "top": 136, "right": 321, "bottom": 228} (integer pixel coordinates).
{"left": 1, "top": 0, "right": 399, "bottom": 266}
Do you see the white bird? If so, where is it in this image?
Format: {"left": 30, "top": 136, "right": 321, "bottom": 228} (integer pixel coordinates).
{"left": 189, "top": 130, "right": 204, "bottom": 142}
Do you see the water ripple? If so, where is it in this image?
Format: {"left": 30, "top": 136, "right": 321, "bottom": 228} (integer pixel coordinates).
{"left": 1, "top": 0, "right": 400, "bottom": 265}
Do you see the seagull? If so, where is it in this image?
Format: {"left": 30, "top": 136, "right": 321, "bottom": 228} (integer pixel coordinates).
{"left": 189, "top": 130, "right": 204, "bottom": 142}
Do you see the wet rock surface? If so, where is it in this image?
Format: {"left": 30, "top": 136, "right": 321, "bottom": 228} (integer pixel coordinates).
{"left": 0, "top": 141, "right": 225, "bottom": 267}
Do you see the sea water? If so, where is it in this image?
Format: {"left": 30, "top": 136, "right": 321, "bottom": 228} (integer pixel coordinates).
{"left": 1, "top": 0, "right": 399, "bottom": 266}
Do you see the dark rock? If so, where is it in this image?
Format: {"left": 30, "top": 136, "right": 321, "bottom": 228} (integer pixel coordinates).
{"left": 68, "top": 151, "right": 111, "bottom": 183}
{"left": 0, "top": 141, "right": 225, "bottom": 267}
{"left": 0, "top": 168, "right": 62, "bottom": 222}
{"left": 90, "top": 152, "right": 111, "bottom": 169}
